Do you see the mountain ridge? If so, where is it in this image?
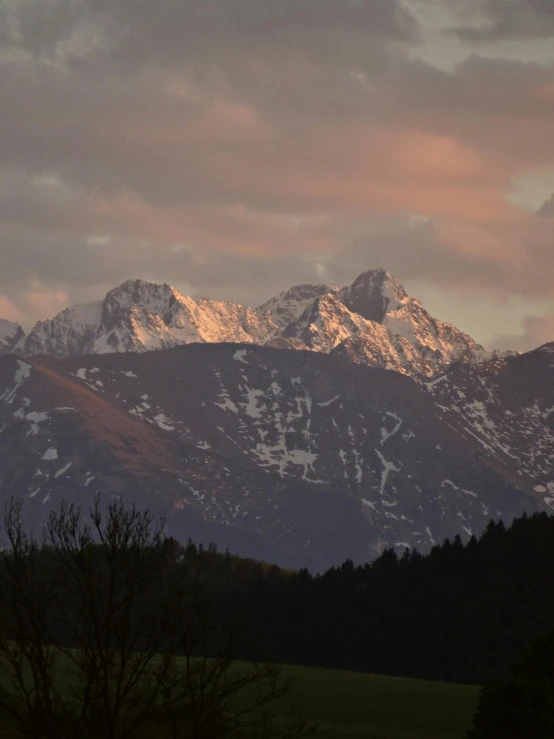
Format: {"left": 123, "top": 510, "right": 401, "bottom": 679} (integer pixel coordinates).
{"left": 3, "top": 269, "right": 488, "bottom": 378}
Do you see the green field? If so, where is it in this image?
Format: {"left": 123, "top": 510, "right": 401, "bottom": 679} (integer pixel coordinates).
{"left": 277, "top": 665, "right": 480, "bottom": 739}
{"left": 0, "top": 653, "right": 480, "bottom": 739}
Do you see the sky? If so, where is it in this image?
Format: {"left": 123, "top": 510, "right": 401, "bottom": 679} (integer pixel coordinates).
{"left": 1, "top": 0, "right": 554, "bottom": 350}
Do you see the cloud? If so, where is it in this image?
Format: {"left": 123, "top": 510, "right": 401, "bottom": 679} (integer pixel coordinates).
{"left": 1, "top": 0, "right": 554, "bottom": 344}
{"left": 443, "top": 0, "right": 554, "bottom": 42}
{"left": 26, "top": 282, "right": 69, "bottom": 319}
{"left": 2, "top": 0, "right": 419, "bottom": 65}
{"left": 0, "top": 296, "right": 24, "bottom": 324}
{"left": 493, "top": 313, "right": 554, "bottom": 352}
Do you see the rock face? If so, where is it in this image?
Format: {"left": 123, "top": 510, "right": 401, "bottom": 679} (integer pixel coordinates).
{"left": 339, "top": 269, "right": 408, "bottom": 323}
{"left": 0, "top": 320, "right": 25, "bottom": 355}
{"left": 1, "top": 342, "right": 553, "bottom": 571}
{"left": 5, "top": 270, "right": 487, "bottom": 378}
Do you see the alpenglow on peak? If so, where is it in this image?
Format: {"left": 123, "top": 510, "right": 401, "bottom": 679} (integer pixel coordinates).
{"left": 0, "top": 270, "right": 487, "bottom": 378}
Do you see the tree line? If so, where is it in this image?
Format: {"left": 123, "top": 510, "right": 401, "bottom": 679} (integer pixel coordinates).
{"left": 188, "top": 513, "right": 554, "bottom": 687}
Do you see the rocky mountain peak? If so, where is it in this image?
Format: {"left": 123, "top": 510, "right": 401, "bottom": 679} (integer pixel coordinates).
{"left": 338, "top": 269, "right": 409, "bottom": 323}
{"left": 257, "top": 282, "right": 337, "bottom": 334}
{"left": 283, "top": 292, "right": 361, "bottom": 351}
{"left": 102, "top": 279, "right": 180, "bottom": 317}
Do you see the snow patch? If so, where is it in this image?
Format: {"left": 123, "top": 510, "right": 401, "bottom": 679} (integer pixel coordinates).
{"left": 317, "top": 395, "right": 341, "bottom": 407}
{"left": 26, "top": 411, "right": 48, "bottom": 436}
{"left": 441, "top": 479, "right": 477, "bottom": 498}
{"left": 380, "top": 412, "right": 402, "bottom": 445}
{"left": 54, "top": 462, "right": 72, "bottom": 478}
{"left": 153, "top": 414, "right": 175, "bottom": 431}
{"left": 233, "top": 349, "right": 249, "bottom": 364}
{"left": 361, "top": 499, "right": 377, "bottom": 510}
{"left": 244, "top": 388, "right": 265, "bottom": 419}
{"left": 375, "top": 449, "right": 400, "bottom": 496}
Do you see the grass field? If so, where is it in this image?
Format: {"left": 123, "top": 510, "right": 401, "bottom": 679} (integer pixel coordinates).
{"left": 277, "top": 665, "right": 480, "bottom": 739}
{"left": 0, "top": 651, "right": 480, "bottom": 739}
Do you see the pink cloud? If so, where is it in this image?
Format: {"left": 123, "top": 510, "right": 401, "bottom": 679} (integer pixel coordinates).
{"left": 2, "top": 40, "right": 554, "bottom": 323}
{"left": 0, "top": 296, "right": 25, "bottom": 324}
{"left": 26, "top": 282, "right": 69, "bottom": 321}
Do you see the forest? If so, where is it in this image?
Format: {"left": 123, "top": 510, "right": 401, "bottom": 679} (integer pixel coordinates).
{"left": 194, "top": 512, "right": 554, "bottom": 686}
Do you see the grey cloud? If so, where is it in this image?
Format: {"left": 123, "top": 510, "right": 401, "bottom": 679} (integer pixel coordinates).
{"left": 1, "top": 0, "right": 419, "bottom": 67}
{"left": 3, "top": 50, "right": 553, "bottom": 221}
{"left": 0, "top": 182, "right": 545, "bottom": 327}
{"left": 2, "top": 0, "right": 554, "bottom": 335}
{"left": 445, "top": 0, "right": 554, "bottom": 41}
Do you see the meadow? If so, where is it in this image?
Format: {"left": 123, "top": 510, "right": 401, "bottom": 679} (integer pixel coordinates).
{"left": 266, "top": 664, "right": 480, "bottom": 739}
{"left": 0, "top": 653, "right": 480, "bottom": 739}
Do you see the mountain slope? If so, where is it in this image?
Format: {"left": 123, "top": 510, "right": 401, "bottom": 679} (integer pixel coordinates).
{"left": 0, "top": 343, "right": 550, "bottom": 569}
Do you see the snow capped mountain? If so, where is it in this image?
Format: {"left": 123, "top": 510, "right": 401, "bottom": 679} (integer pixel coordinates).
{"left": 0, "top": 270, "right": 550, "bottom": 570}
{"left": 21, "top": 280, "right": 278, "bottom": 357}
{"left": 0, "top": 320, "right": 25, "bottom": 355}
{"left": 281, "top": 292, "right": 423, "bottom": 375}
{"left": 25, "top": 302, "right": 103, "bottom": 357}
{"left": 341, "top": 269, "right": 486, "bottom": 372}
{"left": 4, "top": 270, "right": 488, "bottom": 377}
{"left": 283, "top": 270, "right": 486, "bottom": 376}
{"left": 89, "top": 280, "right": 276, "bottom": 354}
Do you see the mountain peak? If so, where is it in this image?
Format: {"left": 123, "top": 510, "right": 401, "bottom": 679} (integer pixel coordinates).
{"left": 1, "top": 269, "right": 488, "bottom": 378}
{"left": 339, "top": 269, "right": 408, "bottom": 323}
{"left": 24, "top": 302, "right": 102, "bottom": 357}
{"left": 104, "top": 279, "right": 180, "bottom": 307}
{"left": 257, "top": 282, "right": 336, "bottom": 334}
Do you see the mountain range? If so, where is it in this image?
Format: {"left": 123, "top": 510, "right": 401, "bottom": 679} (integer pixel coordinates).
{"left": 1, "top": 268, "right": 549, "bottom": 571}
{"left": 3, "top": 270, "right": 486, "bottom": 378}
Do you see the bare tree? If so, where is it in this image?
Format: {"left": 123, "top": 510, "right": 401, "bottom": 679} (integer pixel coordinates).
{"left": 0, "top": 498, "right": 312, "bottom": 739}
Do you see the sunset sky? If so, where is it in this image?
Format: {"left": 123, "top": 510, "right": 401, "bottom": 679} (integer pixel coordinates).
{"left": 1, "top": 0, "right": 554, "bottom": 350}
